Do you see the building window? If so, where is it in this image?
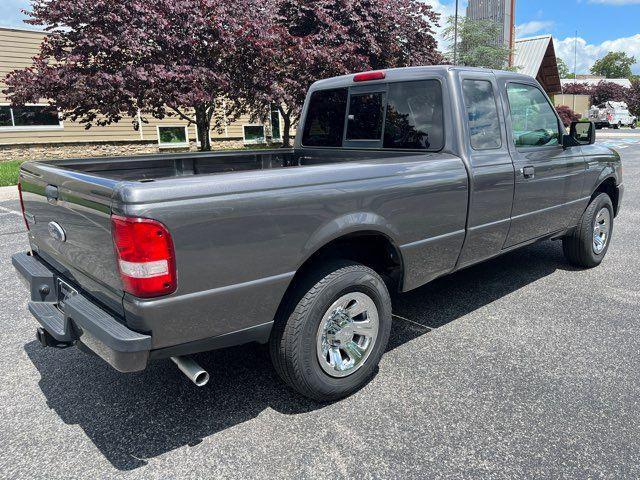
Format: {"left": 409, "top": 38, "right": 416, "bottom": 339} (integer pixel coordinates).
{"left": 157, "top": 125, "right": 189, "bottom": 148}
{"left": 270, "top": 104, "right": 281, "bottom": 141}
{"left": 243, "top": 125, "right": 265, "bottom": 144}
{"left": 0, "top": 104, "right": 62, "bottom": 130}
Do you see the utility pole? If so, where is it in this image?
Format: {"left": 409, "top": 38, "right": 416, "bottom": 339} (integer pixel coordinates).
{"left": 573, "top": 30, "right": 578, "bottom": 78}
{"left": 453, "top": 0, "right": 459, "bottom": 65}
{"left": 573, "top": 30, "right": 578, "bottom": 111}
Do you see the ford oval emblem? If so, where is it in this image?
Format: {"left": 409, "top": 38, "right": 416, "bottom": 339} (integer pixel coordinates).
{"left": 48, "top": 221, "right": 66, "bottom": 242}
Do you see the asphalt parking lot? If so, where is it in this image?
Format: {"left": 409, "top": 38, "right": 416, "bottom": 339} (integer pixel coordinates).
{"left": 1, "top": 141, "right": 639, "bottom": 479}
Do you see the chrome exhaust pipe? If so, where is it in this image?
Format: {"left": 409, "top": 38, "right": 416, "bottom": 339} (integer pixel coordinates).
{"left": 171, "top": 356, "right": 210, "bottom": 387}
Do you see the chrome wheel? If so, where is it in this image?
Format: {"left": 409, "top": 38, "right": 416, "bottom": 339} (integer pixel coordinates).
{"left": 316, "top": 292, "right": 379, "bottom": 378}
{"left": 592, "top": 207, "right": 611, "bottom": 254}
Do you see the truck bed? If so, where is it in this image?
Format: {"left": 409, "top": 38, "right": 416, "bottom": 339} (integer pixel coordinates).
{"left": 41, "top": 147, "right": 421, "bottom": 182}
{"left": 47, "top": 149, "right": 298, "bottom": 181}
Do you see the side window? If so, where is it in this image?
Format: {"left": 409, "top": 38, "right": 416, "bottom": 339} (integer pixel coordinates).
{"left": 507, "top": 83, "right": 560, "bottom": 148}
{"left": 346, "top": 92, "right": 385, "bottom": 140}
{"left": 302, "top": 88, "right": 348, "bottom": 147}
{"left": 12, "top": 106, "right": 60, "bottom": 127}
{"left": 462, "top": 80, "right": 501, "bottom": 150}
{"left": 383, "top": 80, "right": 444, "bottom": 150}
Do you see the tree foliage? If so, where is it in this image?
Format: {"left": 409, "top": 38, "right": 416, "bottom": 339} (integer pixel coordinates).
{"left": 555, "top": 105, "right": 580, "bottom": 127}
{"left": 4, "top": 0, "right": 273, "bottom": 151}
{"left": 557, "top": 58, "right": 572, "bottom": 79}
{"left": 443, "top": 16, "right": 511, "bottom": 69}
{"left": 562, "top": 80, "right": 636, "bottom": 115}
{"left": 590, "top": 81, "right": 630, "bottom": 105}
{"left": 626, "top": 79, "right": 640, "bottom": 117}
{"left": 4, "top": 0, "right": 444, "bottom": 150}
{"left": 590, "top": 51, "right": 636, "bottom": 79}
{"left": 244, "top": 0, "right": 444, "bottom": 147}
{"left": 561, "top": 83, "right": 592, "bottom": 96}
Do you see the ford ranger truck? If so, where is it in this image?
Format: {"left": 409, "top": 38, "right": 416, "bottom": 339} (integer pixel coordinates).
{"left": 12, "top": 66, "right": 623, "bottom": 401}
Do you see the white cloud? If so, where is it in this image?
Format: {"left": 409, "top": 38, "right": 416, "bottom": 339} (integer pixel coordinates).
{"left": 516, "top": 20, "right": 555, "bottom": 37}
{"left": 588, "top": 0, "right": 640, "bottom": 4}
{"left": 554, "top": 34, "right": 640, "bottom": 75}
{"left": 421, "top": 0, "right": 467, "bottom": 51}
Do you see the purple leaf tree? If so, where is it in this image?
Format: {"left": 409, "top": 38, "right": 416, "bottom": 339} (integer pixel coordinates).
{"left": 243, "top": 0, "right": 444, "bottom": 147}
{"left": 4, "top": 0, "right": 271, "bottom": 151}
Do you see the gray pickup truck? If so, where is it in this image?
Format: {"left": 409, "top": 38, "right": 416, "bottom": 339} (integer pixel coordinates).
{"left": 13, "top": 66, "right": 623, "bottom": 401}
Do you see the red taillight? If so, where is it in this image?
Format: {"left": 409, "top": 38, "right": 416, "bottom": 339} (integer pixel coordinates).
{"left": 353, "top": 70, "right": 386, "bottom": 82}
{"left": 17, "top": 180, "right": 29, "bottom": 231}
{"left": 111, "top": 215, "right": 176, "bottom": 298}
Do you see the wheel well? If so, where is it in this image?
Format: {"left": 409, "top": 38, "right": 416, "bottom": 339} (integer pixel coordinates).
{"left": 292, "top": 231, "right": 404, "bottom": 294}
{"left": 592, "top": 177, "right": 619, "bottom": 215}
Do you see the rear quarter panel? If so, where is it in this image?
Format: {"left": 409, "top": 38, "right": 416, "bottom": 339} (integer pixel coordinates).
{"left": 116, "top": 154, "right": 468, "bottom": 348}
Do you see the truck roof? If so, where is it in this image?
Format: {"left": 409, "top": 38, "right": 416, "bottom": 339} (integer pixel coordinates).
{"left": 310, "top": 65, "right": 537, "bottom": 91}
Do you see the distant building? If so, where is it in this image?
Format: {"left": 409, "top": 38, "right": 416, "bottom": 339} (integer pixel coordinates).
{"left": 513, "top": 35, "right": 561, "bottom": 94}
{"left": 466, "top": 0, "right": 516, "bottom": 64}
{"left": 560, "top": 78, "right": 632, "bottom": 89}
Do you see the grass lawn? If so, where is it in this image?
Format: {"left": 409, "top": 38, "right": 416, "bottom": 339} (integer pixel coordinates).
{"left": 0, "top": 160, "right": 22, "bottom": 187}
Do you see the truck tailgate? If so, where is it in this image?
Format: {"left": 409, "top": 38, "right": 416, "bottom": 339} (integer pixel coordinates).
{"left": 19, "top": 162, "right": 125, "bottom": 315}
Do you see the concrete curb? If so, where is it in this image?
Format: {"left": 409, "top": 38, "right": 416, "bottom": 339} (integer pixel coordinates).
{"left": 597, "top": 131, "right": 640, "bottom": 138}
{"left": 0, "top": 185, "right": 19, "bottom": 201}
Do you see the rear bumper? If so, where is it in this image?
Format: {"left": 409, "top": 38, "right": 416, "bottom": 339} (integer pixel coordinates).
{"left": 12, "top": 252, "right": 151, "bottom": 372}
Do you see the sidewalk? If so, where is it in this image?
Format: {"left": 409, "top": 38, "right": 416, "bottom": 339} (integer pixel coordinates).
{"left": 0, "top": 185, "right": 18, "bottom": 201}
{"left": 596, "top": 130, "right": 640, "bottom": 138}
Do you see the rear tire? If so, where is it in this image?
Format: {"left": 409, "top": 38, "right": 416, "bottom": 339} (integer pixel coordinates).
{"left": 270, "top": 260, "right": 392, "bottom": 402}
{"left": 562, "top": 193, "right": 614, "bottom": 268}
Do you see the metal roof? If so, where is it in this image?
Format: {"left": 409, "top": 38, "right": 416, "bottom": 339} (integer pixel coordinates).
{"left": 513, "top": 35, "right": 561, "bottom": 93}
{"left": 560, "top": 78, "right": 632, "bottom": 88}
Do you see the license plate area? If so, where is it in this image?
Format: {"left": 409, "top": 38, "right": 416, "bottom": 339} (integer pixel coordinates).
{"left": 56, "top": 278, "right": 78, "bottom": 312}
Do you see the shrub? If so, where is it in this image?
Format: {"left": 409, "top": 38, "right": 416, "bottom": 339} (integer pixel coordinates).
{"left": 556, "top": 105, "right": 581, "bottom": 127}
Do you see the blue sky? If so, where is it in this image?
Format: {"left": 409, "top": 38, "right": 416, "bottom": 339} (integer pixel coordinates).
{"left": 2, "top": 0, "right": 639, "bottom": 74}
{"left": 429, "top": 0, "right": 640, "bottom": 74}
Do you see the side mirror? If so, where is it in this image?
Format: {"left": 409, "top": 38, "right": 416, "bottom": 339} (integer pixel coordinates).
{"left": 564, "top": 121, "right": 595, "bottom": 147}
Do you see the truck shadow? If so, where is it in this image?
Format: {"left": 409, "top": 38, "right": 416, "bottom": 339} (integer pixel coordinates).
{"left": 24, "top": 240, "right": 575, "bottom": 471}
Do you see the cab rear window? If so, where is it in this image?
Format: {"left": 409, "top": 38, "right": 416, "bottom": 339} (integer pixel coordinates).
{"left": 301, "top": 88, "right": 348, "bottom": 147}
{"left": 302, "top": 80, "right": 444, "bottom": 150}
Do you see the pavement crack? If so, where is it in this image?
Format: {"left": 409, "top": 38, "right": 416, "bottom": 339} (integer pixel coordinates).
{"left": 392, "top": 313, "right": 434, "bottom": 330}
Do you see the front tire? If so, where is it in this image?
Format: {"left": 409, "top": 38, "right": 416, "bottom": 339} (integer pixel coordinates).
{"left": 270, "top": 261, "right": 392, "bottom": 402}
{"left": 562, "top": 193, "right": 614, "bottom": 268}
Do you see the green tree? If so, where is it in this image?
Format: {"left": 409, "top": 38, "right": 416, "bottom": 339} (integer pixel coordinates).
{"left": 590, "top": 51, "right": 636, "bottom": 79}
{"left": 444, "top": 16, "right": 511, "bottom": 69}
{"left": 557, "top": 58, "right": 574, "bottom": 79}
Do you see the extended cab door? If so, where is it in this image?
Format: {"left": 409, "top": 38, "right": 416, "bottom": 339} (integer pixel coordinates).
{"left": 455, "top": 73, "right": 515, "bottom": 268}
{"left": 502, "top": 82, "right": 585, "bottom": 247}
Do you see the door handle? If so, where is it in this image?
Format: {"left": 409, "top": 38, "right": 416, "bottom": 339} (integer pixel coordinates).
{"left": 521, "top": 166, "right": 535, "bottom": 179}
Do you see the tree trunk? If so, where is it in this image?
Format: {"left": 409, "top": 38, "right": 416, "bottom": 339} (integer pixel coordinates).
{"left": 195, "top": 105, "right": 211, "bottom": 151}
{"left": 280, "top": 107, "right": 292, "bottom": 148}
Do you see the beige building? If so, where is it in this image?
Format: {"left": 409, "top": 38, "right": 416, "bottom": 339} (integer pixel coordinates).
{"left": 0, "top": 26, "right": 283, "bottom": 151}
{"left": 553, "top": 94, "right": 591, "bottom": 118}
